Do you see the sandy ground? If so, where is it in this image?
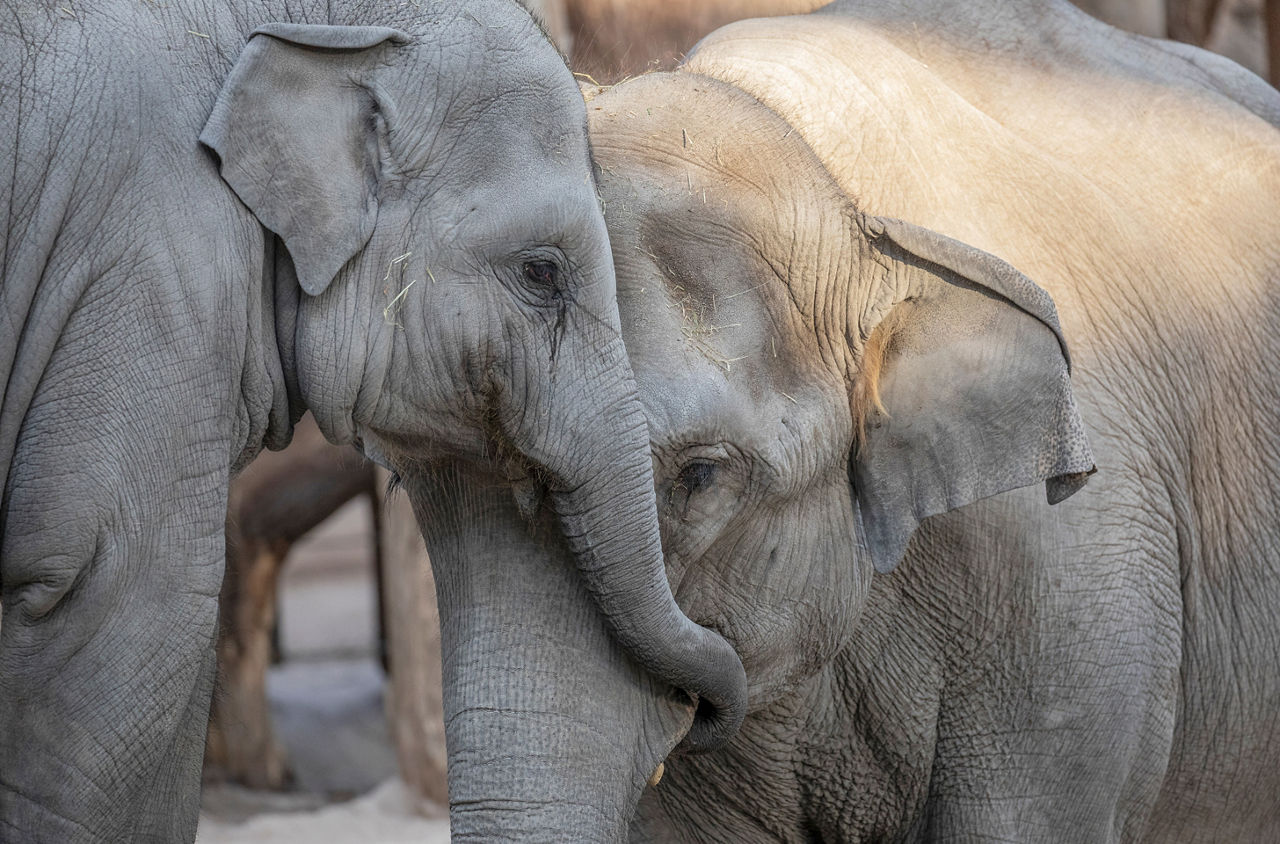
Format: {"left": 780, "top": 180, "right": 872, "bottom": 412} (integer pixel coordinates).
{"left": 197, "top": 779, "right": 450, "bottom": 844}
{"left": 197, "top": 501, "right": 451, "bottom": 843}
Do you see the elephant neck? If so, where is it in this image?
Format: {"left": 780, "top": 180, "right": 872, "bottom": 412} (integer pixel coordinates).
{"left": 225, "top": 232, "right": 301, "bottom": 471}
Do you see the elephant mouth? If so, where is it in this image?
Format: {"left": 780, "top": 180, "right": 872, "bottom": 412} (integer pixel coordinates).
{"left": 479, "top": 432, "right": 551, "bottom": 522}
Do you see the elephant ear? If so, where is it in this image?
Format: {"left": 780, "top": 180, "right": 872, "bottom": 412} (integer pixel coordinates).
{"left": 200, "top": 23, "right": 411, "bottom": 296}
{"left": 849, "top": 215, "right": 1095, "bottom": 574}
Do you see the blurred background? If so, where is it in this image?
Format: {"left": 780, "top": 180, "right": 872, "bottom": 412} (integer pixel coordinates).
{"left": 197, "top": 1, "right": 1277, "bottom": 840}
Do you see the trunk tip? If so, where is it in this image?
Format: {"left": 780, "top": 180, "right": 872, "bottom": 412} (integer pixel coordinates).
{"left": 676, "top": 653, "right": 748, "bottom": 753}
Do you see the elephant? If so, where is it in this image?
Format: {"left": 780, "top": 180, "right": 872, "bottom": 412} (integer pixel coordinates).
{"left": 408, "top": 0, "right": 1280, "bottom": 840}
{"left": 0, "top": 0, "right": 746, "bottom": 840}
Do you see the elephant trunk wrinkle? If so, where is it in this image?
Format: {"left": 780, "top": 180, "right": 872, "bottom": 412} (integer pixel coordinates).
{"left": 414, "top": 461, "right": 694, "bottom": 840}
{"left": 497, "top": 334, "right": 748, "bottom": 752}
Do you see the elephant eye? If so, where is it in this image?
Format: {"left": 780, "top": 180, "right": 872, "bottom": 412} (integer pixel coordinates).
{"left": 676, "top": 461, "right": 716, "bottom": 495}
{"left": 669, "top": 460, "right": 717, "bottom": 519}
{"left": 523, "top": 260, "right": 559, "bottom": 288}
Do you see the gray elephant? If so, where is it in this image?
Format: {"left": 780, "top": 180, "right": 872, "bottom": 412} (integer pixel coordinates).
{"left": 0, "top": 1, "right": 746, "bottom": 840}
{"left": 412, "top": 0, "right": 1280, "bottom": 840}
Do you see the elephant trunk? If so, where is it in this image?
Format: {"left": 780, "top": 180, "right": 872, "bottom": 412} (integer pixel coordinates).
{"left": 505, "top": 336, "right": 747, "bottom": 751}
{"left": 407, "top": 462, "right": 694, "bottom": 840}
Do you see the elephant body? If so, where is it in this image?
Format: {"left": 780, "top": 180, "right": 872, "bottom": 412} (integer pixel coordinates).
{"left": 1, "top": 1, "right": 746, "bottom": 840}
{"left": 2, "top": 6, "right": 287, "bottom": 837}
{"left": 577, "top": 1, "right": 1280, "bottom": 839}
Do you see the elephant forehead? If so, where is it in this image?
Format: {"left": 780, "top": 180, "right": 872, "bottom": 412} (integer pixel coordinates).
{"left": 621, "top": 216, "right": 782, "bottom": 356}
{"left": 587, "top": 71, "right": 843, "bottom": 208}
{"left": 438, "top": 165, "right": 601, "bottom": 237}
{"left": 388, "top": 5, "right": 587, "bottom": 174}
{"left": 615, "top": 220, "right": 819, "bottom": 454}
{"left": 633, "top": 351, "right": 740, "bottom": 438}
{"left": 393, "top": 83, "right": 589, "bottom": 186}
{"left": 589, "top": 73, "right": 853, "bottom": 335}
{"left": 593, "top": 72, "right": 852, "bottom": 445}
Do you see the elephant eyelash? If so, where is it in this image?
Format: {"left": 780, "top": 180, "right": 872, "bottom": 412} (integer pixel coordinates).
{"left": 505, "top": 252, "right": 573, "bottom": 360}
{"left": 384, "top": 470, "right": 403, "bottom": 497}
{"left": 677, "top": 461, "right": 716, "bottom": 494}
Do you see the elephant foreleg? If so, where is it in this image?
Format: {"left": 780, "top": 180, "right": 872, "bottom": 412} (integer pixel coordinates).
{"left": 0, "top": 397, "right": 227, "bottom": 842}
{"left": 205, "top": 537, "right": 292, "bottom": 790}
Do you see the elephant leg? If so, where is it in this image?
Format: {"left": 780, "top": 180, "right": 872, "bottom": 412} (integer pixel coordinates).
{"left": 0, "top": 414, "right": 226, "bottom": 843}
{"left": 907, "top": 499, "right": 1180, "bottom": 842}
{"left": 0, "top": 258, "right": 242, "bottom": 841}
{"left": 206, "top": 537, "right": 292, "bottom": 791}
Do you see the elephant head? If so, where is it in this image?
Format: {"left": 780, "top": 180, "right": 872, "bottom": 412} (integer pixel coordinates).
{"left": 606, "top": 72, "right": 1094, "bottom": 832}
{"left": 421, "top": 69, "right": 1094, "bottom": 837}
{"left": 199, "top": 7, "right": 746, "bottom": 837}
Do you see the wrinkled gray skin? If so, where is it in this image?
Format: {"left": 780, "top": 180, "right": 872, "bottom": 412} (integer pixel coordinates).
{"left": 0, "top": 1, "right": 744, "bottom": 841}
{"left": 426, "top": 0, "right": 1280, "bottom": 840}
{"left": 405, "top": 460, "right": 702, "bottom": 841}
